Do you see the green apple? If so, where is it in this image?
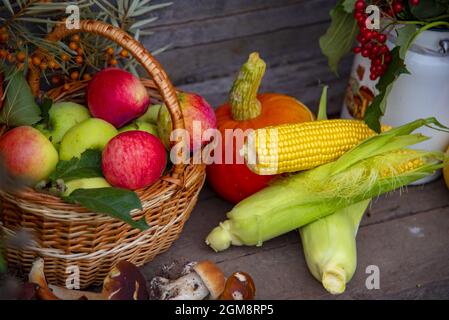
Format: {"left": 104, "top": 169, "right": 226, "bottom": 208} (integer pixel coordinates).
{"left": 137, "top": 104, "right": 161, "bottom": 124}
{"left": 64, "top": 177, "right": 111, "bottom": 196}
{"left": 59, "top": 118, "right": 118, "bottom": 161}
{"left": 119, "top": 121, "right": 159, "bottom": 137}
{"left": 48, "top": 102, "right": 91, "bottom": 146}
{"left": 35, "top": 123, "right": 52, "bottom": 140}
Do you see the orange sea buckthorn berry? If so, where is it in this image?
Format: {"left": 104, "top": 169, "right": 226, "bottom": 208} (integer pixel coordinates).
{"left": 75, "top": 55, "right": 83, "bottom": 65}
{"left": 0, "top": 33, "right": 9, "bottom": 43}
{"left": 109, "top": 58, "right": 118, "bottom": 66}
{"left": 16, "top": 51, "right": 26, "bottom": 63}
{"left": 32, "top": 56, "right": 42, "bottom": 66}
{"left": 70, "top": 71, "right": 80, "bottom": 80}
{"left": 62, "top": 53, "right": 70, "bottom": 62}
{"left": 76, "top": 47, "right": 83, "bottom": 55}
{"left": 69, "top": 41, "right": 78, "bottom": 51}
{"left": 7, "top": 54, "right": 15, "bottom": 63}
{"left": 48, "top": 60, "right": 58, "bottom": 69}
{"left": 71, "top": 34, "right": 80, "bottom": 42}
{"left": 82, "top": 73, "right": 91, "bottom": 81}
{"left": 106, "top": 47, "right": 114, "bottom": 55}
{"left": 63, "top": 83, "right": 70, "bottom": 91}
{"left": 119, "top": 49, "right": 129, "bottom": 58}
{"left": 51, "top": 75, "right": 61, "bottom": 85}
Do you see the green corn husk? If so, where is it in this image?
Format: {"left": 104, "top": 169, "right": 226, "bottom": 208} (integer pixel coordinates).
{"left": 299, "top": 199, "right": 370, "bottom": 295}
{"left": 206, "top": 118, "right": 447, "bottom": 252}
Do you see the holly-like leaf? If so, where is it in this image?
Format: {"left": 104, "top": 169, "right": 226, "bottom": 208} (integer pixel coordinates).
{"left": 364, "top": 47, "right": 410, "bottom": 132}
{"left": 49, "top": 149, "right": 103, "bottom": 182}
{"left": 0, "top": 67, "right": 41, "bottom": 127}
{"left": 395, "top": 24, "right": 418, "bottom": 59}
{"left": 64, "top": 188, "right": 148, "bottom": 230}
{"left": 320, "top": 1, "right": 358, "bottom": 74}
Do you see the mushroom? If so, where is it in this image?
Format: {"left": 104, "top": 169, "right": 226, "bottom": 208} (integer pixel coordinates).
{"left": 150, "top": 260, "right": 225, "bottom": 300}
{"left": 102, "top": 260, "right": 149, "bottom": 300}
{"left": 17, "top": 282, "right": 39, "bottom": 300}
{"left": 219, "top": 271, "right": 255, "bottom": 300}
{"left": 28, "top": 258, "right": 60, "bottom": 300}
{"left": 28, "top": 258, "right": 104, "bottom": 300}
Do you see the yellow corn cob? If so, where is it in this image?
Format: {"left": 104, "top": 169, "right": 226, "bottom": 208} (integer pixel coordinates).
{"left": 243, "top": 119, "right": 390, "bottom": 175}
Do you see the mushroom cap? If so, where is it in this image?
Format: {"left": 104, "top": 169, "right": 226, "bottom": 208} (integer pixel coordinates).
{"left": 220, "top": 271, "right": 256, "bottom": 300}
{"left": 193, "top": 261, "right": 225, "bottom": 300}
{"left": 102, "top": 260, "right": 149, "bottom": 300}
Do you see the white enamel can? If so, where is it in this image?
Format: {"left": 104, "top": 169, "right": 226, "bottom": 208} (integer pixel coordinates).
{"left": 341, "top": 27, "right": 449, "bottom": 184}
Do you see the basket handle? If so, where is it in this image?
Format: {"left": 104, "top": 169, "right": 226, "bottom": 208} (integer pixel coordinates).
{"left": 28, "top": 20, "right": 186, "bottom": 184}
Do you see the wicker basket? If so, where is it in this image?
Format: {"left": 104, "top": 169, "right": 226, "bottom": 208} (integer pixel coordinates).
{"left": 0, "top": 20, "right": 206, "bottom": 288}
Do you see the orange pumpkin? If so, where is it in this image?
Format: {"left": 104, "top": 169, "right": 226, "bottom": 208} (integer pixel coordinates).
{"left": 206, "top": 53, "right": 314, "bottom": 203}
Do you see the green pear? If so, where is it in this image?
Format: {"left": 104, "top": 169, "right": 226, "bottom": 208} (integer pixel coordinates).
{"left": 59, "top": 118, "right": 118, "bottom": 161}
{"left": 119, "top": 121, "right": 159, "bottom": 137}
{"left": 64, "top": 177, "right": 111, "bottom": 196}
{"left": 137, "top": 104, "right": 161, "bottom": 124}
{"left": 48, "top": 102, "right": 91, "bottom": 146}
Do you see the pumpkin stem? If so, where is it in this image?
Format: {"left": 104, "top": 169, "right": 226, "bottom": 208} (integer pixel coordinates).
{"left": 229, "top": 52, "right": 266, "bottom": 121}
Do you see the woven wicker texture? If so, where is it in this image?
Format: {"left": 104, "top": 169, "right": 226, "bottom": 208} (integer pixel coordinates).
{"left": 0, "top": 21, "right": 206, "bottom": 288}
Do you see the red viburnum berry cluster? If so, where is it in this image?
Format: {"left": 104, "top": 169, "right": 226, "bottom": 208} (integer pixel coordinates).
{"left": 353, "top": 0, "right": 392, "bottom": 81}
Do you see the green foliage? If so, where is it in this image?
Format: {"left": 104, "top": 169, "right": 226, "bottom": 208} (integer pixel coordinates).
{"left": 64, "top": 188, "right": 148, "bottom": 230}
{"left": 0, "top": 66, "right": 41, "bottom": 127}
{"left": 319, "top": 0, "right": 358, "bottom": 74}
{"left": 49, "top": 149, "right": 103, "bottom": 182}
{"left": 364, "top": 48, "right": 409, "bottom": 132}
{"left": 321, "top": 0, "right": 449, "bottom": 128}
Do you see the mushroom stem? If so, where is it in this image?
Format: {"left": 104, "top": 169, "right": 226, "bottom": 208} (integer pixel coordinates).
{"left": 151, "top": 273, "right": 210, "bottom": 300}
{"left": 29, "top": 258, "right": 105, "bottom": 300}
{"left": 28, "top": 258, "right": 60, "bottom": 300}
{"left": 150, "top": 261, "right": 226, "bottom": 300}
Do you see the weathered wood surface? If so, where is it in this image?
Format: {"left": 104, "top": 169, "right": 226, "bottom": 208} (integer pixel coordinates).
{"left": 144, "top": 0, "right": 350, "bottom": 115}
{"left": 141, "top": 178, "right": 449, "bottom": 299}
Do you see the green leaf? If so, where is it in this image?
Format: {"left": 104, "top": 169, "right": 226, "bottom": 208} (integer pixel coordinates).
{"left": 319, "top": 2, "right": 358, "bottom": 74}
{"left": 49, "top": 150, "right": 103, "bottom": 182}
{"left": 0, "top": 67, "right": 41, "bottom": 127}
{"left": 364, "top": 47, "right": 410, "bottom": 132}
{"left": 395, "top": 24, "right": 418, "bottom": 59}
{"left": 342, "top": 0, "right": 356, "bottom": 13}
{"left": 64, "top": 188, "right": 148, "bottom": 230}
{"left": 410, "top": 0, "right": 448, "bottom": 20}
{"left": 317, "top": 85, "right": 329, "bottom": 121}
{"left": 39, "top": 97, "right": 53, "bottom": 128}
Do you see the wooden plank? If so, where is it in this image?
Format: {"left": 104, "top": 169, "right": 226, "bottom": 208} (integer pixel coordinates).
{"left": 152, "top": 23, "right": 332, "bottom": 84}
{"left": 146, "top": 1, "right": 332, "bottom": 50}
{"left": 177, "top": 56, "right": 353, "bottom": 115}
{"left": 141, "top": 179, "right": 449, "bottom": 299}
{"left": 147, "top": 0, "right": 310, "bottom": 27}
{"left": 364, "top": 178, "right": 449, "bottom": 227}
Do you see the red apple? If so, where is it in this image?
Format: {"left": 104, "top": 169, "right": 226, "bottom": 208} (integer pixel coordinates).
{"left": 102, "top": 131, "right": 167, "bottom": 190}
{"left": 87, "top": 68, "right": 150, "bottom": 128}
{"left": 157, "top": 92, "right": 217, "bottom": 151}
{"left": 0, "top": 126, "right": 59, "bottom": 185}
